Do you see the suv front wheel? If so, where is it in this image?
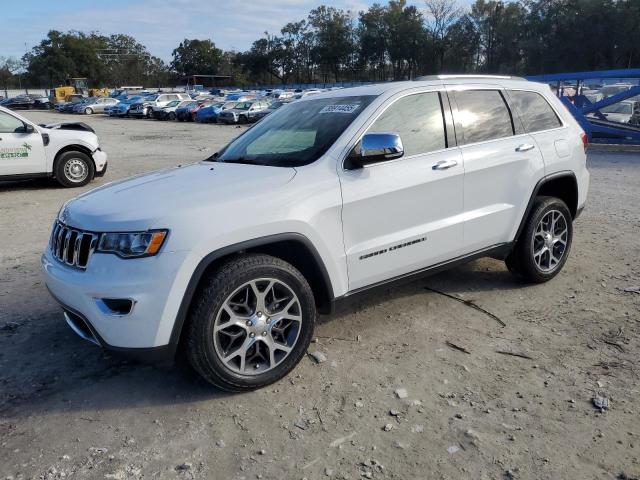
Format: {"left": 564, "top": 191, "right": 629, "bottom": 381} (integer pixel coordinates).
{"left": 186, "top": 254, "right": 316, "bottom": 391}
{"left": 506, "top": 196, "right": 573, "bottom": 283}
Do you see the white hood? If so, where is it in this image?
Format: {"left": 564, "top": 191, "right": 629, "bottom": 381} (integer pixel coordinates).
{"left": 60, "top": 162, "right": 297, "bottom": 233}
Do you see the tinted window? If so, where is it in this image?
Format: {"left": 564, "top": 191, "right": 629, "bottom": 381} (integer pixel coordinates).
{"left": 509, "top": 90, "right": 562, "bottom": 132}
{"left": 216, "top": 95, "right": 376, "bottom": 167}
{"left": 454, "top": 90, "right": 514, "bottom": 144}
{"left": 367, "top": 92, "right": 446, "bottom": 156}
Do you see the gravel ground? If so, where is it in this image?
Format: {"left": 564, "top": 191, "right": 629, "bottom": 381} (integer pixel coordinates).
{"left": 1, "top": 111, "right": 639, "bottom": 480}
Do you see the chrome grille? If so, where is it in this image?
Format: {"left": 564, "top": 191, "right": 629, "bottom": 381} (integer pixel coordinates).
{"left": 50, "top": 221, "right": 99, "bottom": 270}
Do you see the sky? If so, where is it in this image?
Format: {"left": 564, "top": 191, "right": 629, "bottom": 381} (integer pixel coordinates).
{"left": 0, "top": 0, "right": 476, "bottom": 63}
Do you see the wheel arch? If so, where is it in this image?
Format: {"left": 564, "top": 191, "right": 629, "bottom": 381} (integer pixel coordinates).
{"left": 169, "top": 233, "right": 335, "bottom": 353}
{"left": 53, "top": 144, "right": 96, "bottom": 177}
{"left": 514, "top": 171, "right": 578, "bottom": 243}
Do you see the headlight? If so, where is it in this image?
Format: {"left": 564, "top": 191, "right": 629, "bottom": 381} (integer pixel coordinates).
{"left": 97, "top": 230, "right": 168, "bottom": 258}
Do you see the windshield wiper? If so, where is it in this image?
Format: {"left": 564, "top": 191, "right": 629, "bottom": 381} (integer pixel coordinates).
{"left": 217, "top": 156, "right": 266, "bottom": 166}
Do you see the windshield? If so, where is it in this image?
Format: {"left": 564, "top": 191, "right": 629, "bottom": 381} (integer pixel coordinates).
{"left": 234, "top": 102, "right": 252, "bottom": 110}
{"left": 602, "top": 102, "right": 632, "bottom": 114}
{"left": 166, "top": 100, "right": 180, "bottom": 107}
{"left": 215, "top": 95, "right": 376, "bottom": 167}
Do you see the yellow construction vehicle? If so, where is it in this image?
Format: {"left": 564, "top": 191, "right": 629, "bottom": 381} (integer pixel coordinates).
{"left": 51, "top": 78, "right": 109, "bottom": 104}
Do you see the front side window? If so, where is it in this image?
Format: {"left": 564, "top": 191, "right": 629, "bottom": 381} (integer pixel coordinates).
{"left": 509, "top": 90, "right": 562, "bottom": 132}
{"left": 215, "top": 95, "right": 376, "bottom": 167}
{"left": 454, "top": 90, "right": 514, "bottom": 144}
{"left": 367, "top": 92, "right": 446, "bottom": 157}
{"left": 0, "top": 111, "right": 25, "bottom": 133}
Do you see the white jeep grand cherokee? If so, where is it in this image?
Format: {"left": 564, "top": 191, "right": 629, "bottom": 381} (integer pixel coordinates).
{"left": 0, "top": 106, "right": 107, "bottom": 187}
{"left": 42, "top": 76, "right": 589, "bottom": 391}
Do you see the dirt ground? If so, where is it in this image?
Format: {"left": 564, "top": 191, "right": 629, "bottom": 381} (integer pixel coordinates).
{"left": 1, "top": 111, "right": 639, "bottom": 480}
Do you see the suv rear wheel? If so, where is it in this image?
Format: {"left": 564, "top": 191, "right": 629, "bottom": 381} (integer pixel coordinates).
{"left": 506, "top": 196, "right": 573, "bottom": 283}
{"left": 186, "top": 254, "right": 316, "bottom": 391}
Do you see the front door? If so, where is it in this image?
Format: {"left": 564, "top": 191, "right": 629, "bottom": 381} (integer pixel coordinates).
{"left": 339, "top": 90, "right": 465, "bottom": 291}
{"left": 0, "top": 110, "right": 46, "bottom": 176}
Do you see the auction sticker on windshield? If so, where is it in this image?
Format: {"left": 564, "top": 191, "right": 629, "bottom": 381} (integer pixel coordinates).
{"left": 319, "top": 104, "right": 361, "bottom": 114}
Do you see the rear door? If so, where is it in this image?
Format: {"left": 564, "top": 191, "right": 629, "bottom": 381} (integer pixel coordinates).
{"left": 505, "top": 89, "right": 568, "bottom": 172}
{"left": 447, "top": 86, "right": 545, "bottom": 251}
{"left": 339, "top": 89, "right": 465, "bottom": 291}
{"left": 0, "top": 110, "right": 46, "bottom": 176}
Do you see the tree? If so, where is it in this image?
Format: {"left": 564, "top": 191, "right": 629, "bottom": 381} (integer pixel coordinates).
{"left": 0, "top": 57, "right": 23, "bottom": 90}
{"left": 307, "top": 6, "right": 356, "bottom": 81}
{"left": 170, "top": 39, "right": 222, "bottom": 77}
{"left": 425, "top": 0, "right": 461, "bottom": 71}
{"left": 383, "top": 0, "right": 428, "bottom": 80}
{"left": 23, "top": 30, "right": 107, "bottom": 87}
{"left": 358, "top": 4, "right": 388, "bottom": 80}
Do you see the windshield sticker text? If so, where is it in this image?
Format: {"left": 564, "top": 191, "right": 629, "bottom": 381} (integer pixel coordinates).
{"left": 319, "top": 104, "right": 361, "bottom": 114}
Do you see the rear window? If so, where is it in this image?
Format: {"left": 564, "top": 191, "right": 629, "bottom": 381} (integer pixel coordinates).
{"left": 509, "top": 90, "right": 562, "bottom": 132}
{"left": 453, "top": 90, "right": 514, "bottom": 144}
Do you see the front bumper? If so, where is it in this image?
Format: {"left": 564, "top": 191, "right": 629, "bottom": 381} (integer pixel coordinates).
{"left": 41, "top": 246, "right": 202, "bottom": 353}
{"left": 92, "top": 149, "right": 108, "bottom": 173}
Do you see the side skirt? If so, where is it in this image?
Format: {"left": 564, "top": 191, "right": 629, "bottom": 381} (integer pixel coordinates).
{"left": 0, "top": 172, "right": 51, "bottom": 182}
{"left": 330, "top": 242, "right": 513, "bottom": 313}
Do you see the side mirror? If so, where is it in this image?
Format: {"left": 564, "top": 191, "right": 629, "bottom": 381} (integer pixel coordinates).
{"left": 20, "top": 123, "right": 35, "bottom": 134}
{"left": 346, "top": 132, "right": 404, "bottom": 169}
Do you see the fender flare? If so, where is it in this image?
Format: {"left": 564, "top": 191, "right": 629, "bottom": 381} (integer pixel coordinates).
{"left": 167, "top": 232, "right": 335, "bottom": 351}
{"left": 513, "top": 170, "right": 578, "bottom": 243}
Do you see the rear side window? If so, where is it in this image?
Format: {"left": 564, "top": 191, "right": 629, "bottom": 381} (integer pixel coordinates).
{"left": 509, "top": 90, "right": 562, "bottom": 132}
{"left": 453, "top": 90, "right": 514, "bottom": 144}
{"left": 367, "top": 92, "right": 446, "bottom": 157}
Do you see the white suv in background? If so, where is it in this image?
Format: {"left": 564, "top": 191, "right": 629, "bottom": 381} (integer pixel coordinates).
{"left": 42, "top": 76, "right": 589, "bottom": 391}
{"left": 129, "top": 93, "right": 192, "bottom": 118}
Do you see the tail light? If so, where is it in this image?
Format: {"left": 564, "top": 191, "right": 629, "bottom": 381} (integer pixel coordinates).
{"left": 580, "top": 132, "right": 588, "bottom": 152}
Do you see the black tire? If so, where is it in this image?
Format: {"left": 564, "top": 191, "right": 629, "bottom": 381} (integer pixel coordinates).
{"left": 239, "top": 115, "right": 248, "bottom": 124}
{"left": 186, "top": 254, "right": 316, "bottom": 392}
{"left": 168, "top": 112, "right": 176, "bottom": 121}
{"left": 84, "top": 107, "right": 93, "bottom": 115}
{"left": 54, "top": 151, "right": 95, "bottom": 188}
{"left": 506, "top": 196, "right": 573, "bottom": 283}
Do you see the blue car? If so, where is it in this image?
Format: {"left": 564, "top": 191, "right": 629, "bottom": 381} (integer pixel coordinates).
{"left": 195, "top": 102, "right": 236, "bottom": 123}
{"left": 109, "top": 96, "right": 143, "bottom": 117}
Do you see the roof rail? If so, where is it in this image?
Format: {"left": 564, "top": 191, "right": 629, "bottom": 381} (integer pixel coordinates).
{"left": 415, "top": 74, "right": 526, "bottom": 81}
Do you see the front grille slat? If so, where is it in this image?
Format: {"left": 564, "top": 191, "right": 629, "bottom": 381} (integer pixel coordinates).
{"left": 49, "top": 221, "right": 98, "bottom": 270}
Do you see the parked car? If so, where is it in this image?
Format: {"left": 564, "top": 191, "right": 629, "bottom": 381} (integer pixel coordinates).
{"left": 252, "top": 101, "right": 287, "bottom": 122}
{"left": 130, "top": 93, "right": 192, "bottom": 118}
{"left": 590, "top": 100, "right": 639, "bottom": 123}
{"left": 3, "top": 95, "right": 51, "bottom": 110}
{"left": 73, "top": 97, "right": 119, "bottom": 115}
{"left": 194, "top": 101, "right": 237, "bottom": 123}
{"left": 151, "top": 100, "right": 192, "bottom": 120}
{"left": 60, "top": 98, "right": 90, "bottom": 113}
{"left": 0, "top": 105, "right": 107, "bottom": 186}
{"left": 218, "top": 100, "right": 271, "bottom": 124}
{"left": 109, "top": 96, "right": 144, "bottom": 117}
{"left": 40, "top": 76, "right": 590, "bottom": 391}
{"left": 175, "top": 100, "right": 211, "bottom": 121}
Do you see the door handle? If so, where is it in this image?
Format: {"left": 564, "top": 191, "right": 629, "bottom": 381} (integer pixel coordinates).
{"left": 515, "top": 144, "right": 535, "bottom": 152}
{"left": 432, "top": 159, "right": 458, "bottom": 170}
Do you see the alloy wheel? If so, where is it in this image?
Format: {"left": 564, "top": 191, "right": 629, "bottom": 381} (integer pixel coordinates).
{"left": 213, "top": 278, "right": 302, "bottom": 376}
{"left": 532, "top": 209, "right": 568, "bottom": 272}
